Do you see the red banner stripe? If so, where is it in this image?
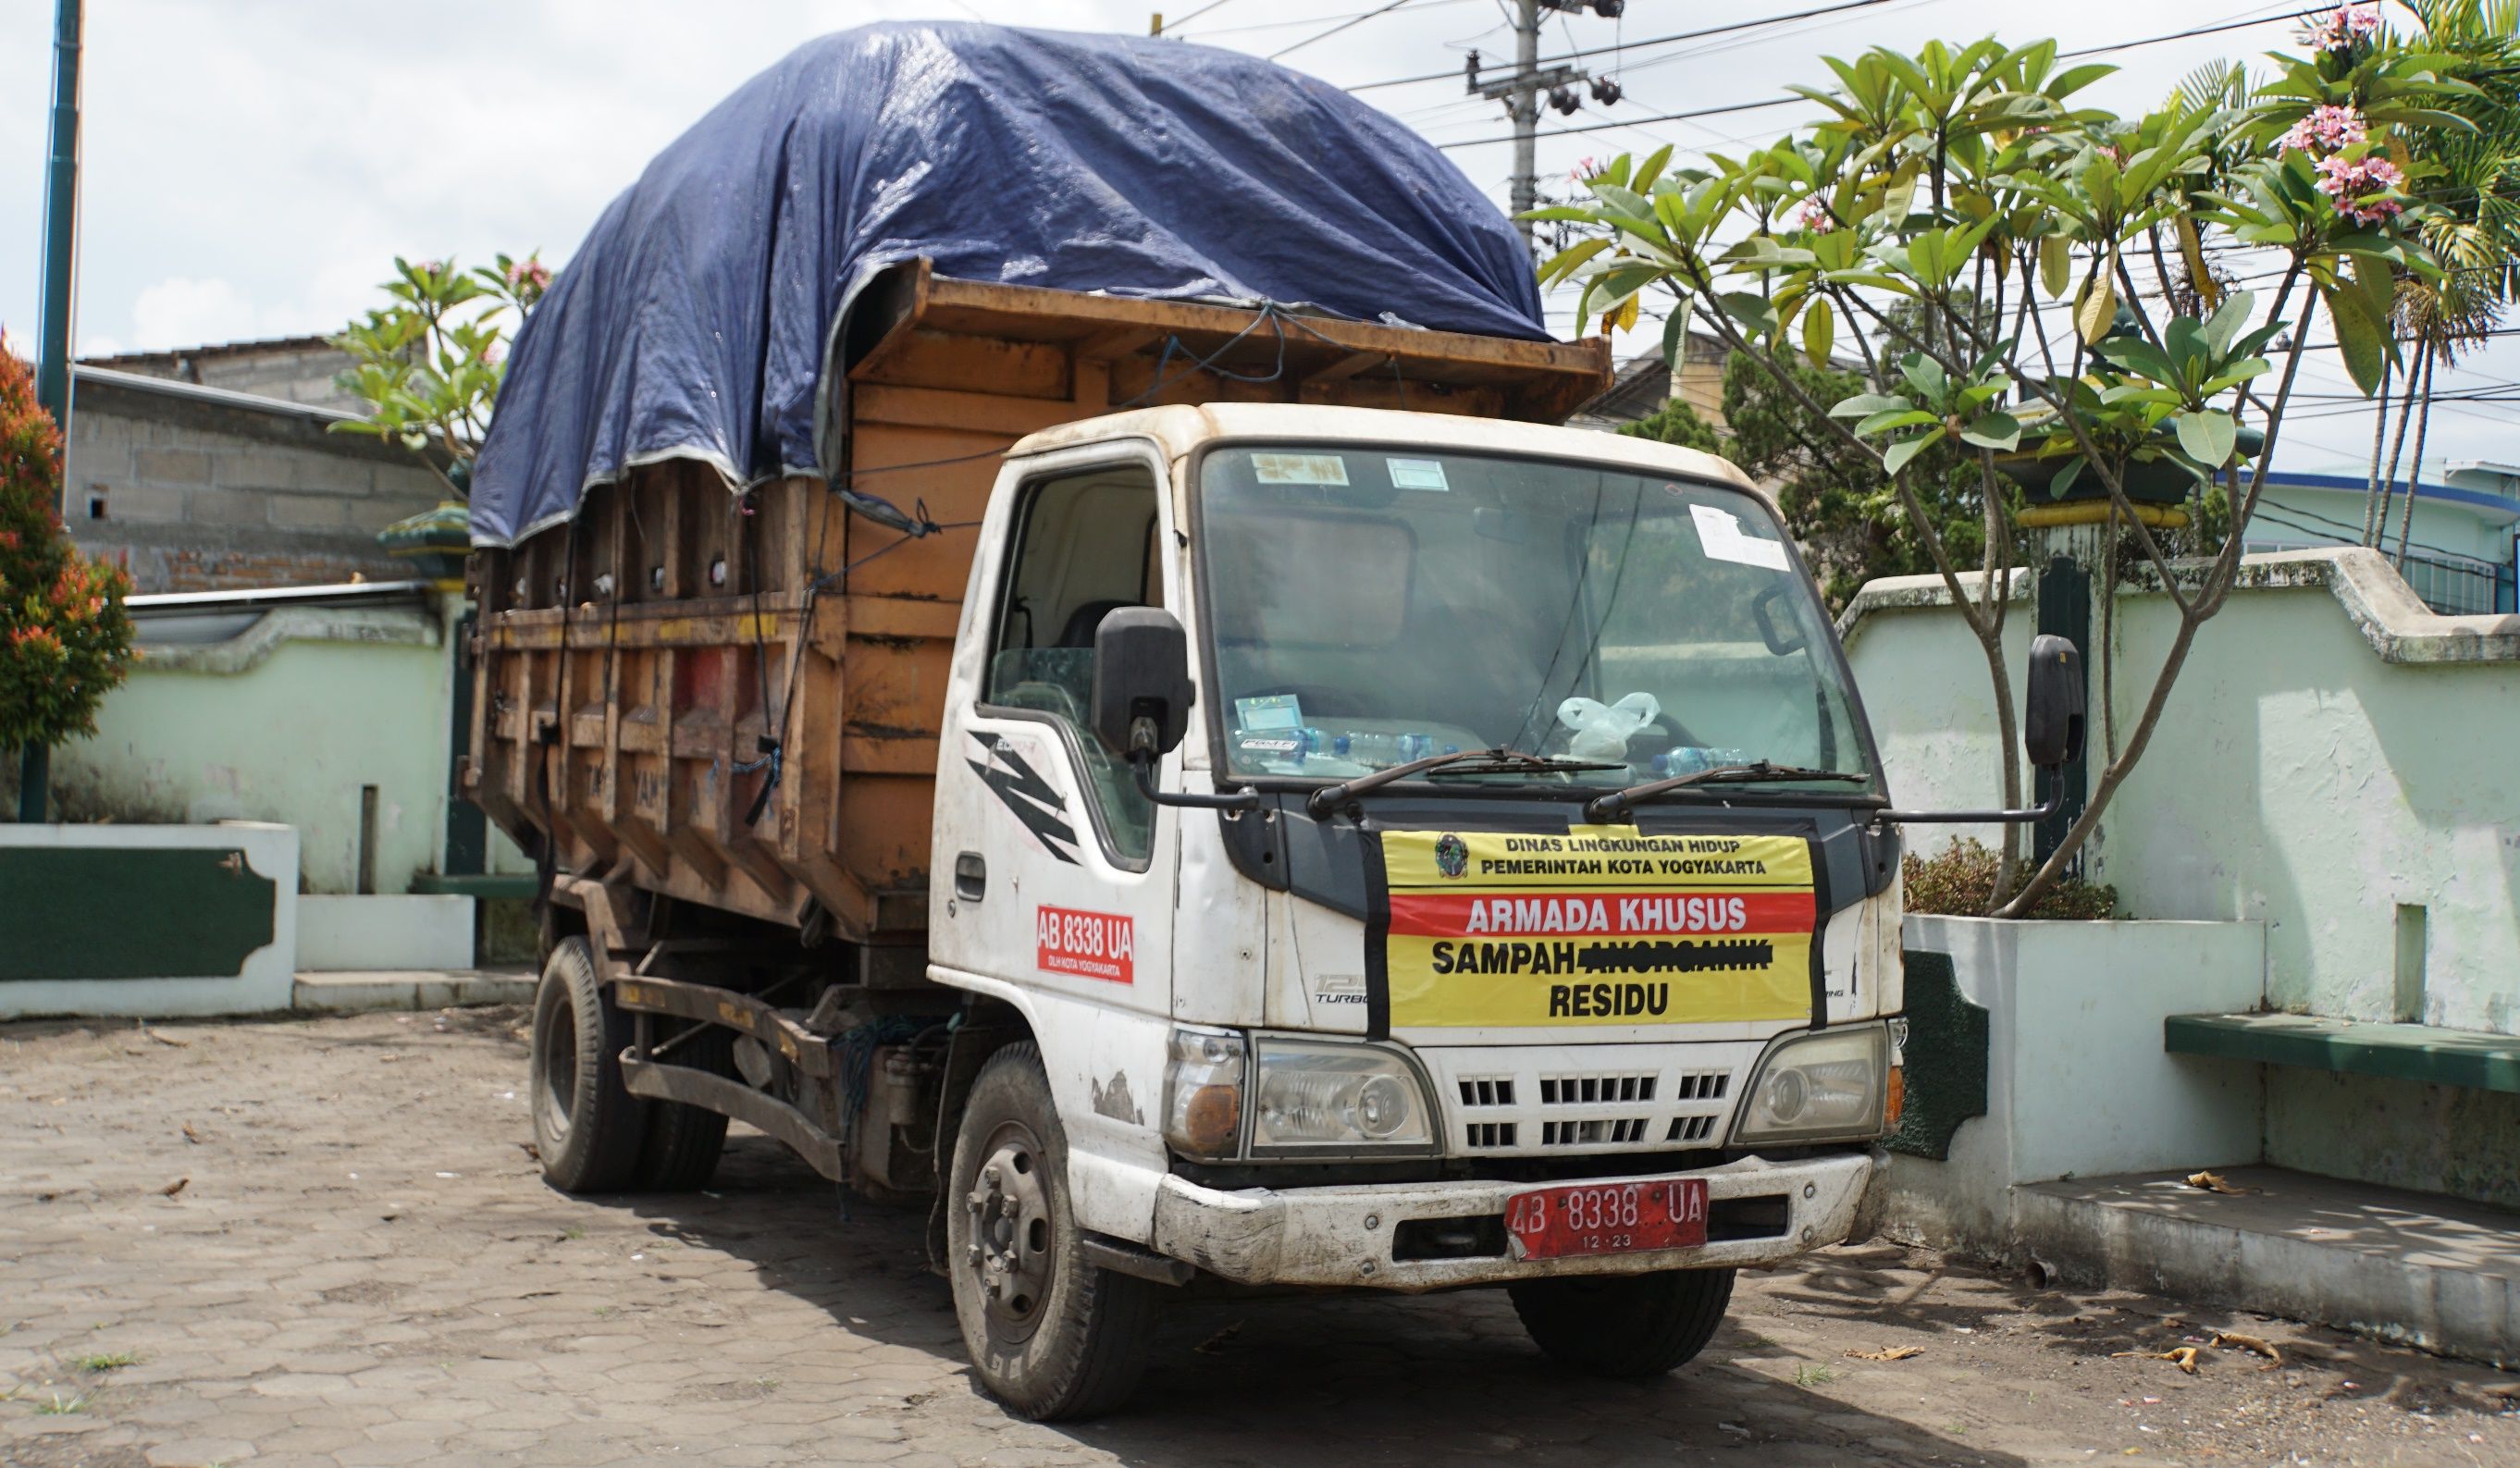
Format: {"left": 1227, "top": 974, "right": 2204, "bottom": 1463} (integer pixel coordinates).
{"left": 1386, "top": 890, "right": 1815, "bottom": 939}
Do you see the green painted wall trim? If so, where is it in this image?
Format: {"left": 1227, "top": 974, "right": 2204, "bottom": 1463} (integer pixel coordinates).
{"left": 2167, "top": 1012, "right": 2520, "bottom": 1094}
{"left": 0, "top": 845, "right": 276, "bottom": 981}
{"left": 1885, "top": 948, "right": 1991, "bottom": 1160}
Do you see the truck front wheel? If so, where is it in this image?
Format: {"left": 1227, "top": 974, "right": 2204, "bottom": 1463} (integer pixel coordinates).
{"left": 529, "top": 936, "right": 649, "bottom": 1192}
{"left": 1507, "top": 1266, "right": 1736, "bottom": 1378}
{"left": 945, "top": 1042, "right": 1158, "bottom": 1421}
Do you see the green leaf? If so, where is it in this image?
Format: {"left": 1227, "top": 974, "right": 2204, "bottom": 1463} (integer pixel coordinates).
{"left": 2320, "top": 283, "right": 2389, "bottom": 397}
{"left": 1717, "top": 291, "right": 1780, "bottom": 336}
{"left": 2038, "top": 234, "right": 2071, "bottom": 300}
{"left": 1882, "top": 427, "right": 1946, "bottom": 477}
{"left": 1960, "top": 411, "right": 2022, "bottom": 450}
{"left": 1829, "top": 392, "right": 1915, "bottom": 419}
{"left": 2200, "top": 291, "right": 2254, "bottom": 358}
{"left": 1661, "top": 302, "right": 1693, "bottom": 372}
{"left": 1899, "top": 353, "right": 1949, "bottom": 405}
{"left": 1855, "top": 409, "right": 1942, "bottom": 437}
{"left": 1630, "top": 143, "right": 1675, "bottom": 195}
{"left": 2173, "top": 410, "right": 2236, "bottom": 468}
{"left": 1802, "top": 297, "right": 1835, "bottom": 370}
{"left": 1538, "top": 237, "right": 1611, "bottom": 289}
{"left": 2050, "top": 456, "right": 2086, "bottom": 499}
{"left": 2046, "top": 62, "right": 2117, "bottom": 100}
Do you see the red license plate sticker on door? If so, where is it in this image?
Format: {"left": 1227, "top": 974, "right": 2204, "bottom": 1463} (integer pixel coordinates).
{"left": 1504, "top": 1178, "right": 1710, "bottom": 1260}
{"left": 1035, "top": 907, "right": 1134, "bottom": 984}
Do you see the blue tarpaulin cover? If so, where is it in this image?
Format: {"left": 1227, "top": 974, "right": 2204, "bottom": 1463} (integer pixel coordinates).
{"left": 467, "top": 20, "right": 1546, "bottom": 547}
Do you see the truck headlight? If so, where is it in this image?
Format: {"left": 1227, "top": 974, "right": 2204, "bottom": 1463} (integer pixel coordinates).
{"left": 1164, "top": 1026, "right": 1246, "bottom": 1160}
{"left": 1249, "top": 1036, "right": 1436, "bottom": 1154}
{"left": 1730, "top": 1024, "right": 1889, "bottom": 1145}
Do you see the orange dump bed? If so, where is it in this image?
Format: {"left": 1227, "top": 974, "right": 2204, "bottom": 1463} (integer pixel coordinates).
{"left": 464, "top": 261, "right": 1612, "bottom": 941}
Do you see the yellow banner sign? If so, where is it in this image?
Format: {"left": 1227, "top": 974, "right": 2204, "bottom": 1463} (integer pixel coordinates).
{"left": 1377, "top": 828, "right": 1816, "bottom": 1030}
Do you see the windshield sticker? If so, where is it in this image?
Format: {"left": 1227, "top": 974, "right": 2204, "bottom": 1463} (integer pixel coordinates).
{"left": 1252, "top": 451, "right": 1350, "bottom": 487}
{"left": 1368, "top": 828, "right": 1818, "bottom": 1030}
{"left": 1690, "top": 503, "right": 1793, "bottom": 572}
{"left": 1234, "top": 693, "right": 1303, "bottom": 731}
{"left": 1386, "top": 457, "right": 1450, "bottom": 491}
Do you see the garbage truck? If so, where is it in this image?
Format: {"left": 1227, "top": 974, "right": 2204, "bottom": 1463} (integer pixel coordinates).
{"left": 461, "top": 22, "right": 2082, "bottom": 1420}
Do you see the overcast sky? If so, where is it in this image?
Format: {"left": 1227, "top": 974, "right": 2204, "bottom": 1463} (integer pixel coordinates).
{"left": 1, "top": 0, "right": 2510, "bottom": 478}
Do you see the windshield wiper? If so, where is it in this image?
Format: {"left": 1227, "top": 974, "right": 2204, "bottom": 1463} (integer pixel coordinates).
{"left": 1307, "top": 748, "right": 1624, "bottom": 819}
{"left": 1584, "top": 760, "right": 1871, "bottom": 823}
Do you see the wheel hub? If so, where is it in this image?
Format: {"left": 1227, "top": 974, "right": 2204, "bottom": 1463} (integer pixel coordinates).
{"left": 963, "top": 1127, "right": 1054, "bottom": 1339}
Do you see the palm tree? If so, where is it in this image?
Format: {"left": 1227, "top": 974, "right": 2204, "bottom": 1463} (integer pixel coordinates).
{"left": 2366, "top": 0, "right": 2520, "bottom": 561}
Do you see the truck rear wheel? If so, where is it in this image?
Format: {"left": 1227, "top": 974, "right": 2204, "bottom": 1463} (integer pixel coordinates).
{"left": 1508, "top": 1266, "right": 1735, "bottom": 1379}
{"left": 945, "top": 1042, "right": 1159, "bottom": 1421}
{"left": 634, "top": 1025, "right": 732, "bottom": 1192}
{"left": 529, "top": 936, "right": 649, "bottom": 1192}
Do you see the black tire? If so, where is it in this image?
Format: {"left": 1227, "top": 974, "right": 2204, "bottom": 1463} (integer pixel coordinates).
{"left": 945, "top": 1042, "right": 1160, "bottom": 1421}
{"left": 633, "top": 1025, "right": 733, "bottom": 1192}
{"left": 1508, "top": 1266, "right": 1736, "bottom": 1379}
{"left": 529, "top": 936, "right": 649, "bottom": 1192}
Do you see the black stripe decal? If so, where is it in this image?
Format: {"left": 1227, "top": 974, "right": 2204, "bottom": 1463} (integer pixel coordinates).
{"left": 1806, "top": 833, "right": 1832, "bottom": 1030}
{"left": 1362, "top": 828, "right": 1391, "bottom": 1042}
{"left": 967, "top": 732, "right": 1080, "bottom": 865}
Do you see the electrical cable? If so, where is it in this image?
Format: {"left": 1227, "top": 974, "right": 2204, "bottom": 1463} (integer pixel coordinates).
{"left": 1271, "top": 0, "right": 1422, "bottom": 61}
{"left": 1432, "top": 6, "right": 2325, "bottom": 149}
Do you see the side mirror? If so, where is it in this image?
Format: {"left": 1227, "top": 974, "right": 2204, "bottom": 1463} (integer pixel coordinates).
{"left": 2023, "top": 634, "right": 2086, "bottom": 770}
{"left": 1091, "top": 608, "right": 1195, "bottom": 759}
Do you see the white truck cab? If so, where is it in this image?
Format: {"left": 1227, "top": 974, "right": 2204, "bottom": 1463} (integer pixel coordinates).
{"left": 921, "top": 403, "right": 1905, "bottom": 1410}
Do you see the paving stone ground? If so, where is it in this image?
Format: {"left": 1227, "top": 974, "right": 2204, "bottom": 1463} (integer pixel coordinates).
{"left": 3, "top": 1007, "right": 2515, "bottom": 1468}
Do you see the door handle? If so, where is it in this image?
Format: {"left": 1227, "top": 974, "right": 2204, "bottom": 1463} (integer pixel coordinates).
{"left": 954, "top": 851, "right": 986, "bottom": 903}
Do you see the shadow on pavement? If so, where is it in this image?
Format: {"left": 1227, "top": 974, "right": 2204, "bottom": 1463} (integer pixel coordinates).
{"left": 624, "top": 1133, "right": 2020, "bottom": 1467}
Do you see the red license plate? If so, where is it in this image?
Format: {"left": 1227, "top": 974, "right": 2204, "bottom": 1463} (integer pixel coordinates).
{"left": 1504, "top": 1178, "right": 1710, "bottom": 1260}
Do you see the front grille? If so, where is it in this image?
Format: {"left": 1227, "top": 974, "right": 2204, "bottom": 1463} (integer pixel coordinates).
{"left": 1541, "top": 1117, "right": 1649, "bottom": 1145}
{"left": 1539, "top": 1073, "right": 1656, "bottom": 1104}
{"left": 1421, "top": 1045, "right": 1756, "bottom": 1159}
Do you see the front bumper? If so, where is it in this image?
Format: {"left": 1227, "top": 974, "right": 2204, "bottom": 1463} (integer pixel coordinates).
{"left": 1149, "top": 1151, "right": 1874, "bottom": 1291}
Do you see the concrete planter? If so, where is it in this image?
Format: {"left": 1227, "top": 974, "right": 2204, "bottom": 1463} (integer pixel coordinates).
{"left": 1873, "top": 914, "right": 2266, "bottom": 1260}
{"left": 0, "top": 821, "right": 299, "bottom": 1018}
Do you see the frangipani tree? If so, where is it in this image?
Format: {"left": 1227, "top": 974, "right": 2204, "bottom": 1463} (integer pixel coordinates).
{"left": 1536, "top": 6, "right": 2465, "bottom": 913}
{"left": 331, "top": 253, "right": 550, "bottom": 492}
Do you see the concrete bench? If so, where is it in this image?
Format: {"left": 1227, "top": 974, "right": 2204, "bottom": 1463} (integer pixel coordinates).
{"left": 2166, "top": 1012, "right": 2520, "bottom": 1094}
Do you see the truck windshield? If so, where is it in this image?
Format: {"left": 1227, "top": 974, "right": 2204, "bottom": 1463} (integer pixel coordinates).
{"left": 1196, "top": 445, "right": 1877, "bottom": 796}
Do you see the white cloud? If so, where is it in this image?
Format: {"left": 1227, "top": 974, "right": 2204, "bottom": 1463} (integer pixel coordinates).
{"left": 127, "top": 277, "right": 294, "bottom": 352}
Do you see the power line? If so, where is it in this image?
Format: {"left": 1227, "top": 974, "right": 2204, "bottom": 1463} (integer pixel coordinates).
{"left": 1345, "top": 0, "right": 1893, "bottom": 92}
{"left": 1433, "top": 6, "right": 2319, "bottom": 150}
{"left": 1152, "top": 1, "right": 1238, "bottom": 35}
{"left": 1271, "top": 0, "right": 1420, "bottom": 61}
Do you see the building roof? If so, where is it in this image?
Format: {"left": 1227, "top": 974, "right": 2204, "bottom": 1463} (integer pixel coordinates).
{"left": 80, "top": 333, "right": 339, "bottom": 368}
{"left": 71, "top": 362, "right": 367, "bottom": 428}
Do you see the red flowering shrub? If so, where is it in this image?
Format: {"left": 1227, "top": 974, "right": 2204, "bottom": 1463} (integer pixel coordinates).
{"left": 0, "top": 345, "right": 134, "bottom": 751}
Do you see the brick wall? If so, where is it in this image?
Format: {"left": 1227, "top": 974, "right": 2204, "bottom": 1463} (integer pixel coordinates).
{"left": 67, "top": 371, "right": 454, "bottom": 593}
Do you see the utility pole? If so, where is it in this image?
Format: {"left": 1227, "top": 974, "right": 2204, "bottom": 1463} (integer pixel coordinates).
{"left": 20, "top": 0, "right": 81, "bottom": 824}
{"left": 35, "top": 0, "right": 80, "bottom": 435}
{"left": 1468, "top": 1, "right": 1622, "bottom": 256}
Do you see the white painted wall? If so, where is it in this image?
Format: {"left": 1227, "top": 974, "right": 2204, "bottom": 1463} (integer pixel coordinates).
{"left": 1876, "top": 915, "right": 2266, "bottom": 1256}
{"left": 1844, "top": 549, "right": 2520, "bottom": 1034}
{"left": 296, "top": 894, "right": 476, "bottom": 971}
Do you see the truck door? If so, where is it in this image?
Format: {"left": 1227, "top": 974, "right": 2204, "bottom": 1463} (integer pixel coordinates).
{"left": 931, "top": 446, "right": 1178, "bottom": 1031}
